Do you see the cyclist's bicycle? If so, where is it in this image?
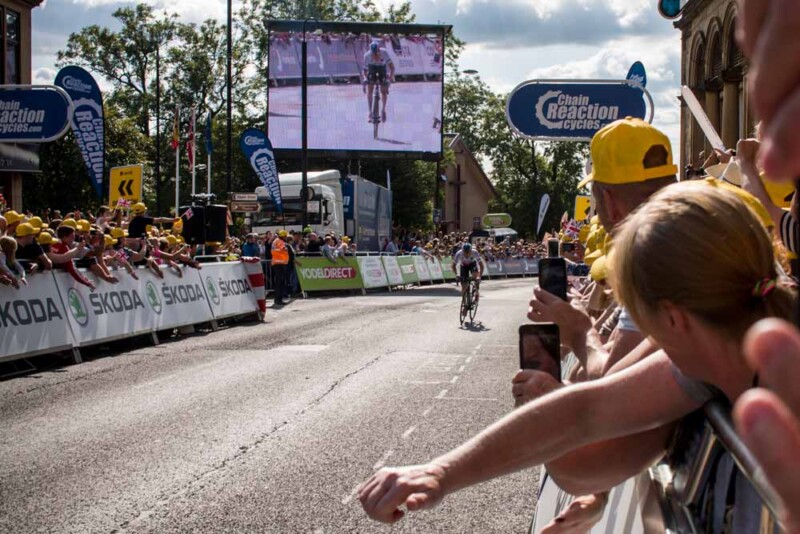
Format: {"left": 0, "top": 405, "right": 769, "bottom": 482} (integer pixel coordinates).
{"left": 459, "top": 278, "right": 480, "bottom": 326}
{"left": 365, "top": 65, "right": 389, "bottom": 140}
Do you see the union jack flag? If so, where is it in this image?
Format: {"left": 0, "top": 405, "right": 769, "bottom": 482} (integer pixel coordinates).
{"left": 116, "top": 198, "right": 131, "bottom": 208}
{"left": 182, "top": 207, "right": 194, "bottom": 220}
{"left": 115, "top": 249, "right": 129, "bottom": 262}
{"left": 564, "top": 220, "right": 582, "bottom": 239}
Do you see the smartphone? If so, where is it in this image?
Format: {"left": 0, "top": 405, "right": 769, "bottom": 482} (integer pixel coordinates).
{"left": 547, "top": 239, "right": 560, "bottom": 258}
{"left": 519, "top": 324, "right": 561, "bottom": 381}
{"left": 538, "top": 258, "right": 568, "bottom": 301}
{"left": 561, "top": 242, "right": 576, "bottom": 254}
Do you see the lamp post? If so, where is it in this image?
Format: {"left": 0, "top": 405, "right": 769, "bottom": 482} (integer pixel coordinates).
{"left": 300, "top": 18, "right": 319, "bottom": 229}
{"left": 226, "top": 0, "right": 233, "bottom": 198}
{"left": 155, "top": 42, "right": 161, "bottom": 214}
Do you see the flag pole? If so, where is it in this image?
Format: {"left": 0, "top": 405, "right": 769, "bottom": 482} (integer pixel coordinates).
{"left": 207, "top": 153, "right": 212, "bottom": 194}
{"left": 175, "top": 107, "right": 180, "bottom": 215}
{"left": 191, "top": 106, "right": 197, "bottom": 195}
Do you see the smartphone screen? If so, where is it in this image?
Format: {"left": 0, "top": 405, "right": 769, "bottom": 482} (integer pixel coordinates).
{"left": 519, "top": 324, "right": 561, "bottom": 381}
{"left": 539, "top": 258, "right": 568, "bottom": 301}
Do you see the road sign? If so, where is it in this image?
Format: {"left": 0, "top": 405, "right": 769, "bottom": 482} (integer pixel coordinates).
{"left": 658, "top": 0, "right": 688, "bottom": 20}
{"left": 229, "top": 202, "right": 259, "bottom": 213}
{"left": 506, "top": 80, "right": 653, "bottom": 142}
{"left": 109, "top": 165, "right": 143, "bottom": 207}
{"left": 231, "top": 192, "right": 257, "bottom": 202}
{"left": 574, "top": 195, "right": 592, "bottom": 221}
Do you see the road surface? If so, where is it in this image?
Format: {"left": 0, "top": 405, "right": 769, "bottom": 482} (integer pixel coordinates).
{"left": 0, "top": 278, "right": 540, "bottom": 533}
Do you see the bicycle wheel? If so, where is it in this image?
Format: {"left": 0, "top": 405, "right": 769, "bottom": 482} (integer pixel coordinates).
{"left": 459, "top": 287, "right": 469, "bottom": 325}
{"left": 373, "top": 91, "right": 381, "bottom": 139}
{"left": 469, "top": 282, "right": 479, "bottom": 322}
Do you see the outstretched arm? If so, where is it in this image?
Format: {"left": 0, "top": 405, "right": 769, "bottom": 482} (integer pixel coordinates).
{"left": 359, "top": 352, "right": 700, "bottom": 523}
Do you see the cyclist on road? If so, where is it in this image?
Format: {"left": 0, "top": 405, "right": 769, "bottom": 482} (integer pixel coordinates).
{"left": 452, "top": 243, "right": 483, "bottom": 304}
{"left": 362, "top": 41, "right": 395, "bottom": 124}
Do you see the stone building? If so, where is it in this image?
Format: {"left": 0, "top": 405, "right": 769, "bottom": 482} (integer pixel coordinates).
{"left": 676, "top": 0, "right": 751, "bottom": 174}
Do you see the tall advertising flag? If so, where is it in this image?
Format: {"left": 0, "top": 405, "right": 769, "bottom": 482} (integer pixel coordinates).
{"left": 240, "top": 128, "right": 283, "bottom": 213}
{"left": 537, "top": 194, "right": 550, "bottom": 236}
{"left": 55, "top": 66, "right": 105, "bottom": 199}
{"left": 204, "top": 112, "right": 213, "bottom": 194}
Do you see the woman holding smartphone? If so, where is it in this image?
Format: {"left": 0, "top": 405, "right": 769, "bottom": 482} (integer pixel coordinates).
{"left": 358, "top": 182, "right": 795, "bottom": 529}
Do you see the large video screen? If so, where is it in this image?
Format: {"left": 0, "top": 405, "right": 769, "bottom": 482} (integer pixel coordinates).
{"left": 267, "top": 25, "right": 445, "bottom": 158}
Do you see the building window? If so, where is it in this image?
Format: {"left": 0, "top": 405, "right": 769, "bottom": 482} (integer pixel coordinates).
{"left": 2, "top": 8, "right": 20, "bottom": 84}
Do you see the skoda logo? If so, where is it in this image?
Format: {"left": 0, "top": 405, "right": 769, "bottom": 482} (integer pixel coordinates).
{"left": 146, "top": 281, "right": 163, "bottom": 315}
{"left": 206, "top": 277, "right": 221, "bottom": 306}
{"left": 67, "top": 288, "right": 89, "bottom": 327}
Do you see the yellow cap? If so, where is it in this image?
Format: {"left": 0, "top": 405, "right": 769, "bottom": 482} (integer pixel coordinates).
{"left": 172, "top": 218, "right": 183, "bottom": 234}
{"left": 590, "top": 215, "right": 600, "bottom": 226}
{"left": 4, "top": 210, "right": 24, "bottom": 225}
{"left": 578, "top": 224, "right": 591, "bottom": 244}
{"left": 28, "top": 216, "right": 48, "bottom": 229}
{"left": 131, "top": 202, "right": 147, "bottom": 215}
{"left": 701, "top": 178, "right": 774, "bottom": 231}
{"left": 590, "top": 254, "right": 608, "bottom": 282}
{"left": 206, "top": 241, "right": 222, "bottom": 246}
{"left": 578, "top": 118, "right": 678, "bottom": 189}
{"left": 15, "top": 222, "right": 40, "bottom": 237}
{"left": 584, "top": 248, "right": 603, "bottom": 267}
{"left": 278, "top": 230, "right": 288, "bottom": 238}
{"left": 61, "top": 218, "right": 78, "bottom": 229}
{"left": 37, "top": 232, "right": 56, "bottom": 245}
{"left": 77, "top": 219, "right": 91, "bottom": 232}
{"left": 111, "top": 227, "right": 127, "bottom": 239}
{"left": 166, "top": 235, "right": 178, "bottom": 246}
{"left": 762, "top": 173, "right": 795, "bottom": 209}
{"left": 104, "top": 234, "right": 117, "bottom": 246}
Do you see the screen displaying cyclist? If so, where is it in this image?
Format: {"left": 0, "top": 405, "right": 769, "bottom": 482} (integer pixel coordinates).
{"left": 452, "top": 243, "right": 484, "bottom": 303}
{"left": 362, "top": 41, "right": 395, "bottom": 123}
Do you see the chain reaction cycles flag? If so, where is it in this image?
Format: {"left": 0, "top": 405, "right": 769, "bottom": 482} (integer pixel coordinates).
{"left": 55, "top": 66, "right": 105, "bottom": 199}
{"left": 240, "top": 128, "right": 283, "bottom": 214}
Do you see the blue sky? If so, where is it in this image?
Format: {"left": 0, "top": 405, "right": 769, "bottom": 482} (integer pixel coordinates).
{"left": 32, "top": 0, "right": 683, "bottom": 160}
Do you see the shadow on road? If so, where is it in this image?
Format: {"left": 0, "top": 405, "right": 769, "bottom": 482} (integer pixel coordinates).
{"left": 460, "top": 321, "right": 490, "bottom": 333}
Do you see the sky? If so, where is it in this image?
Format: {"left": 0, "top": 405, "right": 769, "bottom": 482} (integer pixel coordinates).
{"left": 31, "top": 0, "right": 683, "bottom": 162}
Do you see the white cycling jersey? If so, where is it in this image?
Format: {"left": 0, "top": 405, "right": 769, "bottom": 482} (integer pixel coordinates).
{"left": 363, "top": 49, "right": 393, "bottom": 69}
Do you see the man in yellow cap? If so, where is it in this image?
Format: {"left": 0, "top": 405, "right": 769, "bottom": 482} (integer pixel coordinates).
{"left": 270, "top": 230, "right": 290, "bottom": 306}
{"left": 4, "top": 210, "right": 24, "bottom": 236}
{"left": 127, "top": 202, "right": 174, "bottom": 239}
{"left": 15, "top": 222, "right": 52, "bottom": 271}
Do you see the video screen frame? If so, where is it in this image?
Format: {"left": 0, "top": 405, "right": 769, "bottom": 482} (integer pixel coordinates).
{"left": 265, "top": 20, "right": 451, "bottom": 162}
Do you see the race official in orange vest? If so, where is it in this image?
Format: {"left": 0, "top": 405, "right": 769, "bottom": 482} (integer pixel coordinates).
{"left": 271, "top": 230, "right": 290, "bottom": 306}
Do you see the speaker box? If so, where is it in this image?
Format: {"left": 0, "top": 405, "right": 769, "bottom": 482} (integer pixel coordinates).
{"left": 205, "top": 205, "right": 228, "bottom": 244}
{"left": 179, "top": 205, "right": 206, "bottom": 245}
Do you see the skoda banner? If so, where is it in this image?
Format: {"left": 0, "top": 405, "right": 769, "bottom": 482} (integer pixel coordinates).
{"left": 201, "top": 262, "right": 260, "bottom": 320}
{"left": 55, "top": 66, "right": 106, "bottom": 198}
{"left": 356, "top": 256, "right": 389, "bottom": 289}
{"left": 240, "top": 128, "right": 283, "bottom": 213}
{"left": 0, "top": 86, "right": 72, "bottom": 143}
{"left": 506, "top": 80, "right": 652, "bottom": 142}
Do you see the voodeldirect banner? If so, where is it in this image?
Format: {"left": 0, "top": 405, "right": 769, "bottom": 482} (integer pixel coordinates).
{"left": 0, "top": 86, "right": 71, "bottom": 143}
{"left": 396, "top": 256, "right": 419, "bottom": 285}
{"left": 200, "top": 262, "right": 260, "bottom": 320}
{"left": 506, "top": 80, "right": 649, "bottom": 141}
{"left": 55, "top": 66, "right": 105, "bottom": 198}
{"left": 240, "top": 128, "right": 283, "bottom": 213}
{"left": 440, "top": 257, "right": 457, "bottom": 280}
{"left": 0, "top": 273, "right": 74, "bottom": 362}
{"left": 295, "top": 257, "right": 364, "bottom": 292}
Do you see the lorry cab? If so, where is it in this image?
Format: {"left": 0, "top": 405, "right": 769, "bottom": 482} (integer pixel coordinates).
{"left": 254, "top": 170, "right": 344, "bottom": 236}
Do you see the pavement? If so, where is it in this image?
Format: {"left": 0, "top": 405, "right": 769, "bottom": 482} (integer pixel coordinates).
{"left": 0, "top": 278, "right": 540, "bottom": 533}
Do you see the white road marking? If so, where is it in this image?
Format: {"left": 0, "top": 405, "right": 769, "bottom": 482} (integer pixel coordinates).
{"left": 435, "top": 389, "right": 449, "bottom": 399}
{"left": 465, "top": 356, "right": 473, "bottom": 363}
{"left": 438, "top": 397, "right": 499, "bottom": 402}
{"left": 458, "top": 365, "right": 466, "bottom": 372}
{"left": 373, "top": 449, "right": 394, "bottom": 470}
{"left": 276, "top": 345, "right": 329, "bottom": 352}
{"left": 401, "top": 380, "right": 448, "bottom": 385}
{"left": 422, "top": 406, "right": 434, "bottom": 417}
{"left": 402, "top": 426, "right": 417, "bottom": 439}
{"left": 450, "top": 376, "right": 460, "bottom": 384}
{"left": 475, "top": 344, "right": 482, "bottom": 350}
{"left": 341, "top": 484, "right": 362, "bottom": 505}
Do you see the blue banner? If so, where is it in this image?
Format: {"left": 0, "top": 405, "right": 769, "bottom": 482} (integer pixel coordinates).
{"left": 239, "top": 128, "right": 282, "bottom": 213}
{"left": 55, "top": 66, "right": 105, "bottom": 198}
{"left": 626, "top": 62, "right": 647, "bottom": 88}
{"left": 0, "top": 86, "right": 71, "bottom": 143}
{"left": 506, "top": 81, "right": 648, "bottom": 141}
{"left": 341, "top": 178, "right": 354, "bottom": 219}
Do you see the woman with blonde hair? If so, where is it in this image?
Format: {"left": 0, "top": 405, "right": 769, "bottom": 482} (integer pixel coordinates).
{"left": 357, "top": 182, "right": 795, "bottom": 531}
